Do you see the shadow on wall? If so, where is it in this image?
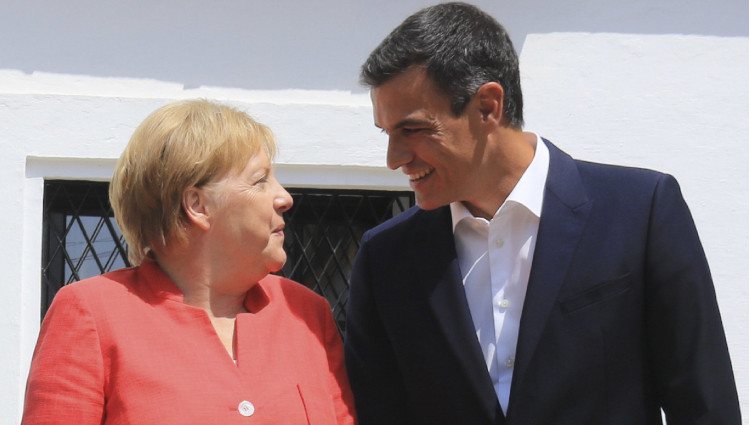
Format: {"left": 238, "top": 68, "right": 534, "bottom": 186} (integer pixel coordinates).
{"left": 493, "top": 0, "right": 747, "bottom": 51}
{"left": 1, "top": 0, "right": 746, "bottom": 93}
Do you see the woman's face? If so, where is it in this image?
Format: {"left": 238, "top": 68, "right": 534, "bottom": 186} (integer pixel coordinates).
{"left": 206, "top": 150, "right": 293, "bottom": 280}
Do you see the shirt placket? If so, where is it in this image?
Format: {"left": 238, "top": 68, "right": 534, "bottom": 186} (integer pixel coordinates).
{"left": 489, "top": 208, "right": 516, "bottom": 410}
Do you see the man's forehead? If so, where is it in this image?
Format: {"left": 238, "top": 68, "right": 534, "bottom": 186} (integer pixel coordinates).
{"left": 371, "top": 88, "right": 444, "bottom": 130}
{"left": 372, "top": 94, "right": 433, "bottom": 128}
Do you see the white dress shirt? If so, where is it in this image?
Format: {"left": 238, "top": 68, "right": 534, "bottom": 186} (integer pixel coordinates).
{"left": 450, "top": 135, "right": 549, "bottom": 413}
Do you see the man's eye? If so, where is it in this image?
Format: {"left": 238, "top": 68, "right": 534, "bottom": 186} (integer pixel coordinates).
{"left": 402, "top": 128, "right": 423, "bottom": 135}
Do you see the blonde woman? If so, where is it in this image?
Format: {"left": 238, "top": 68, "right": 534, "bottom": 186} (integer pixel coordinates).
{"left": 23, "top": 99, "right": 356, "bottom": 424}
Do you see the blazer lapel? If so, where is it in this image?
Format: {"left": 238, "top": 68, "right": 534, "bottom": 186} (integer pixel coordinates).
{"left": 411, "top": 206, "right": 503, "bottom": 423}
{"left": 507, "top": 140, "right": 592, "bottom": 417}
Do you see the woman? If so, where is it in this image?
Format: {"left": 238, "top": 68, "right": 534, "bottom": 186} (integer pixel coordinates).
{"left": 23, "top": 99, "right": 357, "bottom": 424}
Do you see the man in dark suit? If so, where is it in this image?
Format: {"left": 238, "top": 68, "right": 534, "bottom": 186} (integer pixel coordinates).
{"left": 344, "top": 3, "right": 741, "bottom": 424}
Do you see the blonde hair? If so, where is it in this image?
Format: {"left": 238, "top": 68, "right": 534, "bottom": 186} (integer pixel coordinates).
{"left": 109, "top": 99, "right": 277, "bottom": 265}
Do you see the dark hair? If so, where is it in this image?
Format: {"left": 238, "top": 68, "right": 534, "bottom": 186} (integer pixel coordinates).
{"left": 361, "top": 2, "right": 523, "bottom": 128}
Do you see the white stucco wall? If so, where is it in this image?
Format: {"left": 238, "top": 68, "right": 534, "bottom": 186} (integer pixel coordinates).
{"left": 1, "top": 0, "right": 746, "bottom": 423}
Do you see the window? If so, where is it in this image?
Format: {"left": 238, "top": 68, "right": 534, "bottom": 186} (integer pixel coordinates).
{"left": 41, "top": 180, "right": 414, "bottom": 332}
{"left": 282, "top": 189, "right": 413, "bottom": 331}
{"left": 41, "top": 181, "right": 128, "bottom": 318}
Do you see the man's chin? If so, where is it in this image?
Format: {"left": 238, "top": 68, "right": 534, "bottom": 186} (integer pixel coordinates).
{"left": 415, "top": 196, "right": 449, "bottom": 211}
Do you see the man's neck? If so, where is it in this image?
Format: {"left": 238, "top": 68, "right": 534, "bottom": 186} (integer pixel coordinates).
{"left": 461, "top": 130, "right": 537, "bottom": 219}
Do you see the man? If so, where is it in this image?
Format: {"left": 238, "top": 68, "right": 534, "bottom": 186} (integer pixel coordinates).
{"left": 344, "top": 3, "right": 740, "bottom": 424}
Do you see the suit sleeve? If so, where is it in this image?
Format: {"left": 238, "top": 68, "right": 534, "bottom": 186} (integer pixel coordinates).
{"left": 22, "top": 286, "right": 106, "bottom": 424}
{"left": 344, "top": 232, "right": 410, "bottom": 425}
{"left": 644, "top": 174, "right": 741, "bottom": 424}
{"left": 321, "top": 300, "right": 358, "bottom": 425}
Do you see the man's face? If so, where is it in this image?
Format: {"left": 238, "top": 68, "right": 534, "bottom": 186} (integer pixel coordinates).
{"left": 372, "top": 66, "right": 484, "bottom": 211}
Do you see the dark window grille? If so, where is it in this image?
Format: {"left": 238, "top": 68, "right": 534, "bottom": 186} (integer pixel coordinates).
{"left": 281, "top": 189, "right": 413, "bottom": 332}
{"left": 41, "top": 181, "right": 129, "bottom": 319}
{"left": 41, "top": 180, "right": 414, "bottom": 333}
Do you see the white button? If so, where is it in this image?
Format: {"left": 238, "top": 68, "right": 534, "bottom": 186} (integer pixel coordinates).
{"left": 499, "top": 299, "right": 510, "bottom": 308}
{"left": 238, "top": 400, "right": 255, "bottom": 417}
{"left": 495, "top": 239, "right": 505, "bottom": 248}
{"left": 505, "top": 357, "right": 515, "bottom": 368}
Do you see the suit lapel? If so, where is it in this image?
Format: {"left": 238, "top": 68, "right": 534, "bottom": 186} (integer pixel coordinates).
{"left": 411, "top": 207, "right": 503, "bottom": 423}
{"left": 507, "top": 140, "right": 592, "bottom": 417}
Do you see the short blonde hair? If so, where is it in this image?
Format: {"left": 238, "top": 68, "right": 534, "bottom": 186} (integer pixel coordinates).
{"left": 109, "top": 99, "right": 277, "bottom": 265}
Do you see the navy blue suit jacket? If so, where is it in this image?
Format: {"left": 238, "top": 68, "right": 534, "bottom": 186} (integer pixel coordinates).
{"left": 344, "top": 140, "right": 740, "bottom": 424}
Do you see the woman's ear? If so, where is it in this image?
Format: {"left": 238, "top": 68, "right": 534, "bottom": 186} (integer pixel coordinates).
{"left": 182, "top": 186, "right": 211, "bottom": 231}
{"left": 475, "top": 82, "right": 505, "bottom": 125}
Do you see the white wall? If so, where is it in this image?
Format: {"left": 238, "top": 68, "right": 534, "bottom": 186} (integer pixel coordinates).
{"left": 1, "top": 0, "right": 746, "bottom": 423}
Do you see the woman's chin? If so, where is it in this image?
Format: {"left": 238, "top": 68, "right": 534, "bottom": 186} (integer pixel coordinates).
{"left": 266, "top": 256, "right": 287, "bottom": 274}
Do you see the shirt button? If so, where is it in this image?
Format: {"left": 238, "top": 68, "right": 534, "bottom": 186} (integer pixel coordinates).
{"left": 238, "top": 400, "right": 255, "bottom": 417}
{"left": 505, "top": 357, "right": 515, "bottom": 368}
{"left": 495, "top": 239, "right": 505, "bottom": 248}
{"left": 499, "top": 299, "right": 510, "bottom": 308}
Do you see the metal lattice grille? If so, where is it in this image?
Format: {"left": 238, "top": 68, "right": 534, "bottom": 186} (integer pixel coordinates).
{"left": 42, "top": 181, "right": 130, "bottom": 319}
{"left": 282, "top": 190, "right": 413, "bottom": 332}
{"left": 41, "top": 180, "right": 414, "bottom": 332}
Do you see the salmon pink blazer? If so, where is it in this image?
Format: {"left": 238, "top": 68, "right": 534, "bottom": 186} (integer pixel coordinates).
{"left": 23, "top": 258, "right": 356, "bottom": 424}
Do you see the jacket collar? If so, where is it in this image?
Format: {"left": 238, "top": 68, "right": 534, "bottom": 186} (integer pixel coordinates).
{"left": 507, "top": 139, "right": 591, "bottom": 419}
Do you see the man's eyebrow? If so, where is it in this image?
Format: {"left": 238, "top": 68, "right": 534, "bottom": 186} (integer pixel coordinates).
{"left": 376, "top": 118, "right": 434, "bottom": 132}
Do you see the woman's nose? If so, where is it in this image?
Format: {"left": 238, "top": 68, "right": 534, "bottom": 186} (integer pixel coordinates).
{"left": 275, "top": 182, "right": 293, "bottom": 213}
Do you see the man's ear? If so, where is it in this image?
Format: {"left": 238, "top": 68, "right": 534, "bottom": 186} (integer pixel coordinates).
{"left": 475, "top": 82, "right": 505, "bottom": 125}
{"left": 182, "top": 186, "right": 211, "bottom": 231}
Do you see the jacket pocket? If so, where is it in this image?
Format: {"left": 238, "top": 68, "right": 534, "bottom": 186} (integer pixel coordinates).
{"left": 297, "top": 383, "right": 337, "bottom": 425}
{"left": 559, "top": 273, "right": 632, "bottom": 315}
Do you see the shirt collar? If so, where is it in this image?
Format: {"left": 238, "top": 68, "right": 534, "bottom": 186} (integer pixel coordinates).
{"left": 450, "top": 133, "right": 549, "bottom": 231}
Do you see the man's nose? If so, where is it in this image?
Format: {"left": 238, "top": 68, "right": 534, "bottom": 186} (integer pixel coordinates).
{"left": 386, "top": 138, "right": 412, "bottom": 171}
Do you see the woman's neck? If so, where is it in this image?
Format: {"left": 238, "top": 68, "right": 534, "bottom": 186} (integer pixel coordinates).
{"left": 152, "top": 246, "right": 250, "bottom": 319}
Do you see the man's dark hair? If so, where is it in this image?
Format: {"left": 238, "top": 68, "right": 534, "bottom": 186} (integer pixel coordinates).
{"left": 361, "top": 2, "right": 524, "bottom": 128}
